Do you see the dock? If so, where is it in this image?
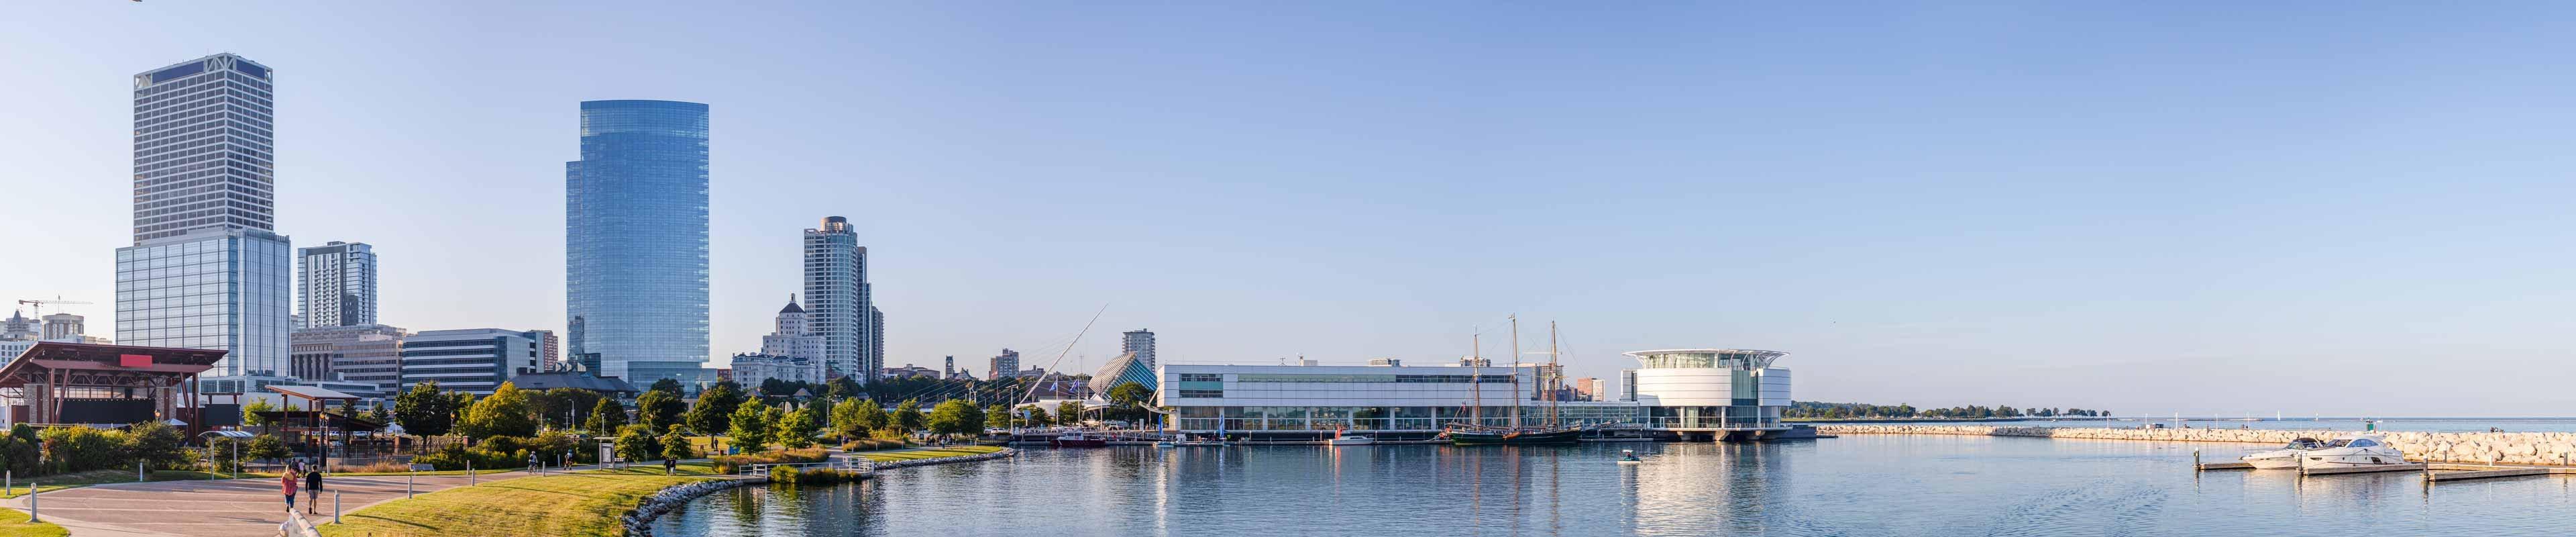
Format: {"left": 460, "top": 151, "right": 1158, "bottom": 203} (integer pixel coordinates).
{"left": 2300, "top": 462, "right": 2426, "bottom": 475}
{"left": 2196, "top": 461, "right": 2253, "bottom": 471}
{"left": 2424, "top": 464, "right": 2573, "bottom": 482}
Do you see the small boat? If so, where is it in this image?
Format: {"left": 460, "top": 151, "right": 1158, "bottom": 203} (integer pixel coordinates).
{"left": 2298, "top": 434, "right": 2407, "bottom": 469}
{"left": 1615, "top": 449, "right": 1642, "bottom": 465}
{"left": 1326, "top": 431, "right": 1375, "bottom": 446}
{"left": 2241, "top": 437, "right": 2326, "bottom": 469}
{"left": 1444, "top": 426, "right": 1586, "bottom": 446}
{"left": 1169, "top": 439, "right": 1226, "bottom": 447}
{"left": 1051, "top": 432, "right": 1108, "bottom": 448}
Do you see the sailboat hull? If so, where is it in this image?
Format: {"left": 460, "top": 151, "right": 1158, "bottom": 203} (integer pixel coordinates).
{"left": 1447, "top": 428, "right": 1583, "bottom": 446}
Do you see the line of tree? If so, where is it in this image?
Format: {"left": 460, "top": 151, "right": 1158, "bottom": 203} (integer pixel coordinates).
{"left": 1784, "top": 401, "right": 2109, "bottom": 419}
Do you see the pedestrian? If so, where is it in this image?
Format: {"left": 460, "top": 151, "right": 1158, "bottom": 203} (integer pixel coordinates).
{"left": 304, "top": 465, "right": 324, "bottom": 514}
{"left": 663, "top": 456, "right": 676, "bottom": 476}
{"left": 280, "top": 467, "right": 299, "bottom": 514}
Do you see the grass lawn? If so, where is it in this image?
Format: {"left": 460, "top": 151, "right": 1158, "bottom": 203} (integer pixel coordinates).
{"left": 316, "top": 463, "right": 726, "bottom": 537}
{"left": 852, "top": 446, "right": 1003, "bottom": 462}
{"left": 0, "top": 469, "right": 246, "bottom": 499}
{"left": 0, "top": 509, "right": 65, "bottom": 537}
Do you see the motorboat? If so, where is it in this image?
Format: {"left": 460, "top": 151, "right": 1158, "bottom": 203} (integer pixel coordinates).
{"left": 1051, "top": 432, "right": 1108, "bottom": 448}
{"left": 1616, "top": 449, "right": 1643, "bottom": 465}
{"left": 1326, "top": 431, "right": 1375, "bottom": 446}
{"left": 1161, "top": 435, "right": 1225, "bottom": 447}
{"left": 2241, "top": 437, "right": 2327, "bottom": 469}
{"left": 2298, "top": 434, "right": 2408, "bottom": 469}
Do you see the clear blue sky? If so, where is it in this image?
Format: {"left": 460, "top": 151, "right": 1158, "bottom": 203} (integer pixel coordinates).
{"left": 5, "top": 2, "right": 2572, "bottom": 416}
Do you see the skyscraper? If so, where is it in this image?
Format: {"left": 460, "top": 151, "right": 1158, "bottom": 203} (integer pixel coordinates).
{"left": 297, "top": 241, "right": 376, "bottom": 328}
{"left": 1123, "top": 329, "right": 1157, "bottom": 368}
{"left": 802, "top": 216, "right": 875, "bottom": 381}
{"left": 566, "top": 100, "right": 710, "bottom": 385}
{"left": 117, "top": 53, "right": 292, "bottom": 384}
{"left": 990, "top": 348, "right": 1021, "bottom": 380}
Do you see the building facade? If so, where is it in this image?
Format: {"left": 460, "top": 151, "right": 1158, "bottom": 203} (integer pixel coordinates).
{"left": 759, "top": 295, "right": 823, "bottom": 362}
{"left": 39, "top": 313, "right": 85, "bottom": 341}
{"left": 989, "top": 348, "right": 1021, "bottom": 380}
{"left": 118, "top": 53, "right": 293, "bottom": 383}
{"left": 729, "top": 353, "right": 824, "bottom": 387}
{"left": 1154, "top": 348, "right": 1796, "bottom": 436}
{"left": 1122, "top": 329, "right": 1156, "bottom": 368}
{"left": 295, "top": 241, "right": 376, "bottom": 328}
{"left": 289, "top": 324, "right": 406, "bottom": 392}
{"left": 801, "top": 216, "right": 872, "bottom": 380}
{"left": 566, "top": 99, "right": 711, "bottom": 385}
{"left": 1623, "top": 349, "right": 1792, "bottom": 430}
{"left": 1087, "top": 352, "right": 1156, "bottom": 397}
{"left": 399, "top": 328, "right": 547, "bottom": 395}
{"left": 1, "top": 311, "right": 37, "bottom": 341}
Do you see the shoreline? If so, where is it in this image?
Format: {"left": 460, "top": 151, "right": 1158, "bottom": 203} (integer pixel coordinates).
{"left": 623, "top": 447, "right": 1016, "bottom": 537}
{"left": 1818, "top": 425, "right": 2576, "bottom": 466}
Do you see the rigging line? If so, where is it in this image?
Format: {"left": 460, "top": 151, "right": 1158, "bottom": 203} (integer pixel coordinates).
{"left": 1018, "top": 303, "right": 1109, "bottom": 407}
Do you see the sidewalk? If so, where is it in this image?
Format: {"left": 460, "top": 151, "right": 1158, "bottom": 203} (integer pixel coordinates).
{"left": 2, "top": 467, "right": 589, "bottom": 537}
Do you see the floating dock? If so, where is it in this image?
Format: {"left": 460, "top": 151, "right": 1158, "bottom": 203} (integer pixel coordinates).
{"left": 2196, "top": 461, "right": 2254, "bottom": 471}
{"left": 2300, "top": 462, "right": 2426, "bottom": 475}
{"left": 2425, "top": 464, "right": 2573, "bottom": 482}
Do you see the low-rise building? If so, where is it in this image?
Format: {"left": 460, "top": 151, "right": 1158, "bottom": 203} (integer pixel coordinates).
{"left": 290, "top": 324, "right": 407, "bottom": 393}
{"left": 399, "top": 328, "right": 547, "bottom": 395}
{"left": 1154, "top": 348, "right": 1795, "bottom": 440}
{"left": 731, "top": 352, "right": 824, "bottom": 387}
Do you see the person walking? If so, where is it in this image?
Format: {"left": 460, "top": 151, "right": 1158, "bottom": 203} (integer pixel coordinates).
{"left": 280, "top": 467, "right": 300, "bottom": 514}
{"left": 303, "top": 466, "right": 324, "bottom": 514}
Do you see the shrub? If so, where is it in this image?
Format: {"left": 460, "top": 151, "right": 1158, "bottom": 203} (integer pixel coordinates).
{"left": 124, "top": 421, "right": 191, "bottom": 471}
{"left": 333, "top": 461, "right": 417, "bottom": 473}
{"left": 710, "top": 447, "right": 828, "bottom": 474}
{"left": 246, "top": 434, "right": 290, "bottom": 462}
{"left": 769, "top": 465, "right": 859, "bottom": 485}
{"left": 38, "top": 426, "right": 127, "bottom": 474}
{"left": 616, "top": 425, "right": 661, "bottom": 462}
{"left": 839, "top": 438, "right": 909, "bottom": 451}
{"left": 868, "top": 428, "right": 908, "bottom": 442}
{"left": 411, "top": 443, "right": 529, "bottom": 471}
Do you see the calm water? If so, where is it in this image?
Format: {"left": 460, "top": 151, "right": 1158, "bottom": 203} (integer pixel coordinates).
{"left": 1893, "top": 418, "right": 2576, "bottom": 433}
{"left": 655, "top": 436, "right": 2575, "bottom": 536}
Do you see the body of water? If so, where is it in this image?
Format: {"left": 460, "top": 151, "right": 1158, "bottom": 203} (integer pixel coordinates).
{"left": 653, "top": 435, "right": 2573, "bottom": 536}
{"left": 1868, "top": 418, "right": 2576, "bottom": 433}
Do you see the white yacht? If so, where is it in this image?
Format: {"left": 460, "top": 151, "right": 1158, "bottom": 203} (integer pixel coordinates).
{"left": 2298, "top": 434, "right": 2408, "bottom": 469}
{"left": 2240, "top": 437, "right": 2326, "bottom": 469}
{"left": 1326, "top": 431, "right": 1375, "bottom": 446}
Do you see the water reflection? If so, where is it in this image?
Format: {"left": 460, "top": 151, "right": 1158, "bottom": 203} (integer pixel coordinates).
{"left": 655, "top": 436, "right": 2576, "bottom": 536}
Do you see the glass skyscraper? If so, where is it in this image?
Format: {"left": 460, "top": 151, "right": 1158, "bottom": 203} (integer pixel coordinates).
{"left": 117, "top": 53, "right": 293, "bottom": 382}
{"left": 566, "top": 100, "right": 711, "bottom": 385}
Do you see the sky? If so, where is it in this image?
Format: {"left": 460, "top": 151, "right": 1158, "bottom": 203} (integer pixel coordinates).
{"left": 4, "top": 2, "right": 2573, "bottom": 417}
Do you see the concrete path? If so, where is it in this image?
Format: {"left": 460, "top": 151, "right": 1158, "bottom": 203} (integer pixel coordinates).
{"left": 4, "top": 467, "right": 591, "bottom": 537}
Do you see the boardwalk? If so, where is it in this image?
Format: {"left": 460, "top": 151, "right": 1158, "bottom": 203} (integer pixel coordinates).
{"left": 5, "top": 468, "right": 572, "bottom": 537}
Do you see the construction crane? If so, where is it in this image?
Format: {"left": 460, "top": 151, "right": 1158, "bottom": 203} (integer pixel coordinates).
{"left": 17, "top": 297, "right": 93, "bottom": 318}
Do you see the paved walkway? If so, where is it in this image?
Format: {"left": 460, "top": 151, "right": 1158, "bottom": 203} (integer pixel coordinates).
{"left": 3, "top": 467, "right": 590, "bottom": 537}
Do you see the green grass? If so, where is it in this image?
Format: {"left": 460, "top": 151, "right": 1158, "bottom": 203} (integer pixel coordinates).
{"left": 0, "top": 469, "right": 239, "bottom": 499}
{"left": 316, "top": 463, "right": 725, "bottom": 537}
{"left": 0, "top": 509, "right": 66, "bottom": 537}
{"left": 851, "top": 446, "right": 1002, "bottom": 462}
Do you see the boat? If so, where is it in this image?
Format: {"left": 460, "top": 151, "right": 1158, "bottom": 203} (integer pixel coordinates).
{"left": 1326, "top": 431, "right": 1375, "bottom": 446}
{"left": 1051, "top": 431, "right": 1108, "bottom": 448}
{"left": 1616, "top": 449, "right": 1643, "bottom": 465}
{"left": 2240, "top": 437, "right": 2326, "bottom": 469}
{"left": 2298, "top": 434, "right": 2408, "bottom": 469}
{"left": 1445, "top": 425, "right": 1587, "bottom": 445}
{"left": 1446, "top": 317, "right": 1587, "bottom": 446}
{"left": 1168, "top": 439, "right": 1226, "bottom": 447}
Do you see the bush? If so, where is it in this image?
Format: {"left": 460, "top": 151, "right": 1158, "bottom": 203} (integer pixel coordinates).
{"left": 411, "top": 443, "right": 529, "bottom": 471}
{"left": 709, "top": 447, "right": 828, "bottom": 474}
{"left": 839, "top": 438, "right": 909, "bottom": 451}
{"left": 38, "top": 426, "right": 127, "bottom": 474}
{"left": 868, "top": 428, "right": 909, "bottom": 442}
{"left": 334, "top": 461, "right": 417, "bottom": 473}
{"left": 616, "top": 425, "right": 661, "bottom": 463}
{"left": 246, "top": 434, "right": 290, "bottom": 462}
{"left": 768, "top": 465, "right": 859, "bottom": 485}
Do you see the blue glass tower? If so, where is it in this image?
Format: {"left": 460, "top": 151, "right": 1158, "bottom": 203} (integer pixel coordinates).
{"left": 566, "top": 100, "right": 710, "bottom": 385}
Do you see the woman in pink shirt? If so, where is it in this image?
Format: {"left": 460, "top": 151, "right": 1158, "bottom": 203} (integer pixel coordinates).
{"left": 281, "top": 468, "right": 300, "bottom": 513}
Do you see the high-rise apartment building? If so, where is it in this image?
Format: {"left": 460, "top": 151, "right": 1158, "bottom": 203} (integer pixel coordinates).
{"left": 116, "top": 53, "right": 292, "bottom": 381}
{"left": 297, "top": 241, "right": 376, "bottom": 328}
{"left": 989, "top": 348, "right": 1021, "bottom": 380}
{"left": 1122, "top": 329, "right": 1156, "bottom": 368}
{"left": 566, "top": 100, "right": 710, "bottom": 385}
{"left": 802, "top": 216, "right": 874, "bottom": 381}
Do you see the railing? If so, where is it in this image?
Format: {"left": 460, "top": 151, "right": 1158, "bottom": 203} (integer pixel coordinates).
{"left": 1162, "top": 417, "right": 1781, "bottom": 431}
{"left": 737, "top": 459, "right": 873, "bottom": 476}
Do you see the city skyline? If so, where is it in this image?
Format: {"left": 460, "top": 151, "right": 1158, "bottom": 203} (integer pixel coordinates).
{"left": 8, "top": 3, "right": 2576, "bottom": 416}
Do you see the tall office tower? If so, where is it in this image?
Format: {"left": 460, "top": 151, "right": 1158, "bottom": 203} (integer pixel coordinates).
{"left": 1, "top": 311, "right": 36, "bottom": 341}
{"left": 1122, "top": 329, "right": 1156, "bottom": 368}
{"left": 802, "top": 216, "right": 873, "bottom": 381}
{"left": 989, "top": 348, "right": 1020, "bottom": 380}
{"left": 566, "top": 100, "right": 710, "bottom": 385}
{"left": 297, "top": 241, "right": 377, "bottom": 328}
{"left": 40, "top": 313, "right": 85, "bottom": 341}
{"left": 943, "top": 356, "right": 954, "bottom": 379}
{"left": 117, "top": 53, "right": 293, "bottom": 384}
{"left": 759, "top": 295, "right": 822, "bottom": 362}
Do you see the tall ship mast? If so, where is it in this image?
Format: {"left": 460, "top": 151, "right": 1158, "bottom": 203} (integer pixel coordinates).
{"left": 1443, "top": 315, "right": 1589, "bottom": 445}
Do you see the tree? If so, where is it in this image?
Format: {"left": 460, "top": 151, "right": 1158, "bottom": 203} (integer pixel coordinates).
{"left": 1056, "top": 401, "right": 1087, "bottom": 425}
{"left": 649, "top": 378, "right": 683, "bottom": 395}
{"left": 893, "top": 399, "right": 926, "bottom": 432}
{"left": 124, "top": 420, "right": 190, "bottom": 471}
{"left": 728, "top": 402, "right": 772, "bottom": 452}
{"left": 542, "top": 387, "right": 602, "bottom": 430}
{"left": 858, "top": 401, "right": 891, "bottom": 431}
{"left": 246, "top": 434, "right": 290, "bottom": 462}
{"left": 829, "top": 397, "right": 869, "bottom": 442}
{"left": 985, "top": 405, "right": 1012, "bottom": 431}
{"left": 635, "top": 389, "right": 686, "bottom": 432}
{"left": 824, "top": 377, "right": 861, "bottom": 401}
{"left": 687, "top": 382, "right": 745, "bottom": 438}
{"left": 458, "top": 382, "right": 538, "bottom": 440}
{"left": 616, "top": 424, "right": 661, "bottom": 464}
{"left": 588, "top": 397, "right": 629, "bottom": 434}
{"left": 926, "top": 399, "right": 975, "bottom": 437}
{"left": 1107, "top": 382, "right": 1154, "bottom": 423}
{"left": 659, "top": 428, "right": 695, "bottom": 461}
{"left": 393, "top": 383, "right": 455, "bottom": 438}
{"left": 778, "top": 405, "right": 820, "bottom": 449}
{"left": 240, "top": 399, "right": 276, "bottom": 428}
{"left": 1018, "top": 405, "right": 1051, "bottom": 428}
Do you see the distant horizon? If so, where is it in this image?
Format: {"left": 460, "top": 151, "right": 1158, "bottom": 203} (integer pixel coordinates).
{"left": 8, "top": 2, "right": 2575, "bottom": 416}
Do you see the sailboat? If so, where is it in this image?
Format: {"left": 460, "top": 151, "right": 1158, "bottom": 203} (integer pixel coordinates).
{"left": 1445, "top": 317, "right": 1589, "bottom": 446}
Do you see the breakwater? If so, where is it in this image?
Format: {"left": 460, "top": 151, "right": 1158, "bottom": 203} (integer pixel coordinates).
{"left": 625, "top": 448, "right": 1018, "bottom": 536}
{"left": 1818, "top": 425, "right": 2576, "bottom": 466}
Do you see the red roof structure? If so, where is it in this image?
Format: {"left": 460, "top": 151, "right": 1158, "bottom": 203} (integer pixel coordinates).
{"left": 0, "top": 342, "right": 223, "bottom": 426}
